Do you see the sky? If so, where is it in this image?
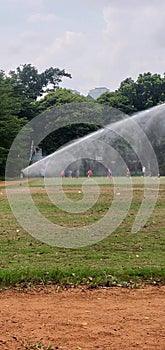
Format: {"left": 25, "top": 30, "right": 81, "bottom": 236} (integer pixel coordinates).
{"left": 1, "top": 0, "right": 165, "bottom": 95}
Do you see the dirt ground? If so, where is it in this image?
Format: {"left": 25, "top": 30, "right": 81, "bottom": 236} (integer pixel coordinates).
{"left": 1, "top": 181, "right": 164, "bottom": 349}
{"left": 0, "top": 179, "right": 34, "bottom": 187}
{"left": 0, "top": 286, "right": 165, "bottom": 350}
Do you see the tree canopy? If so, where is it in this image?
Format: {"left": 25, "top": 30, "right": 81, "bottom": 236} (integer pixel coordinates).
{"left": 0, "top": 65, "right": 165, "bottom": 177}
{"left": 9, "top": 64, "right": 72, "bottom": 100}
{"left": 0, "top": 70, "right": 28, "bottom": 176}
{"left": 98, "top": 72, "right": 165, "bottom": 115}
{"left": 0, "top": 64, "right": 72, "bottom": 176}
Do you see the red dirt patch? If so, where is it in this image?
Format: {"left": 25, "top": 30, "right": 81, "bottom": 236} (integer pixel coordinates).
{"left": 0, "top": 179, "right": 35, "bottom": 187}
{"left": 0, "top": 286, "right": 164, "bottom": 349}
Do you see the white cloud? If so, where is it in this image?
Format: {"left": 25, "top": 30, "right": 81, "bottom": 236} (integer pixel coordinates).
{"left": 1, "top": 0, "right": 165, "bottom": 95}
{"left": 97, "top": 1, "right": 165, "bottom": 89}
{"left": 34, "top": 31, "right": 86, "bottom": 66}
{"left": 28, "top": 12, "right": 57, "bottom": 23}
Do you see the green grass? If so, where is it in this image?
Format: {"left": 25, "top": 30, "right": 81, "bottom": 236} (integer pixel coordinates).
{"left": 0, "top": 177, "right": 164, "bottom": 288}
{"left": 22, "top": 342, "right": 52, "bottom": 350}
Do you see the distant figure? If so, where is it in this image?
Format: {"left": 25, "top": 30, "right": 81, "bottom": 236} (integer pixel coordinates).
{"left": 126, "top": 167, "right": 130, "bottom": 177}
{"left": 68, "top": 169, "right": 73, "bottom": 177}
{"left": 76, "top": 169, "right": 80, "bottom": 178}
{"left": 87, "top": 169, "right": 93, "bottom": 178}
{"left": 107, "top": 168, "right": 112, "bottom": 178}
{"left": 19, "top": 170, "right": 24, "bottom": 186}
{"left": 61, "top": 170, "right": 65, "bottom": 177}
{"left": 142, "top": 166, "right": 146, "bottom": 177}
{"left": 20, "top": 170, "right": 24, "bottom": 180}
{"left": 158, "top": 172, "right": 160, "bottom": 178}
{"left": 40, "top": 168, "right": 45, "bottom": 178}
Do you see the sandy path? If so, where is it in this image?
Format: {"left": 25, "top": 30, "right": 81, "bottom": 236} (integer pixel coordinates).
{"left": 0, "top": 286, "right": 164, "bottom": 350}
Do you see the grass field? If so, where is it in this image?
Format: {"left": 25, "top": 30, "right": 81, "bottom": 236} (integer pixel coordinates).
{"left": 0, "top": 177, "right": 164, "bottom": 288}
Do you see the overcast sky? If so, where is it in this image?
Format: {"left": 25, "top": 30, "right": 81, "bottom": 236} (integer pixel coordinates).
{"left": 1, "top": 0, "right": 165, "bottom": 95}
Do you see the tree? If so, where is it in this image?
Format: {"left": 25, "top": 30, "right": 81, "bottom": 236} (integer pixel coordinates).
{"left": 97, "top": 90, "right": 136, "bottom": 115}
{"left": 35, "top": 88, "right": 88, "bottom": 114}
{"left": 98, "top": 72, "right": 165, "bottom": 115}
{"left": 9, "top": 64, "right": 72, "bottom": 100}
{"left": 35, "top": 89, "right": 97, "bottom": 155}
{"left": 134, "top": 72, "right": 165, "bottom": 110}
{"left": 0, "top": 63, "right": 72, "bottom": 176}
{"left": 8, "top": 64, "right": 72, "bottom": 120}
{"left": 0, "top": 71, "right": 28, "bottom": 176}
{"left": 97, "top": 73, "right": 165, "bottom": 175}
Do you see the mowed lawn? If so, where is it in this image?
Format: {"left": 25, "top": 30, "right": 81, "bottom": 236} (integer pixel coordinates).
{"left": 0, "top": 177, "right": 164, "bottom": 288}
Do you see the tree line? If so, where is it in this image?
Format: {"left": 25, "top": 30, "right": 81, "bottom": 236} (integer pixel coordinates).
{"left": 0, "top": 64, "right": 165, "bottom": 177}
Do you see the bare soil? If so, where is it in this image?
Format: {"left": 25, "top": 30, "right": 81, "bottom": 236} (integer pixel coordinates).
{"left": 0, "top": 286, "right": 165, "bottom": 350}
{"left": 0, "top": 179, "right": 35, "bottom": 187}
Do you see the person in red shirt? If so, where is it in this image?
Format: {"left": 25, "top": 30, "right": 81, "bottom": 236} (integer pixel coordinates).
{"left": 87, "top": 169, "right": 93, "bottom": 178}
{"left": 126, "top": 167, "right": 130, "bottom": 177}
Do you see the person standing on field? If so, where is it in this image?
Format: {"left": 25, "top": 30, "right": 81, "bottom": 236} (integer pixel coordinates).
{"left": 61, "top": 170, "right": 65, "bottom": 177}
{"left": 142, "top": 166, "right": 146, "bottom": 177}
{"left": 107, "top": 168, "right": 112, "bottom": 178}
{"left": 126, "top": 167, "right": 130, "bottom": 177}
{"left": 87, "top": 169, "right": 93, "bottom": 178}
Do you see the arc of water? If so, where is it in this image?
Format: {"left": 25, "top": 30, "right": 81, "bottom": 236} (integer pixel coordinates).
{"left": 6, "top": 102, "right": 161, "bottom": 247}
{"left": 107, "top": 117, "right": 160, "bottom": 233}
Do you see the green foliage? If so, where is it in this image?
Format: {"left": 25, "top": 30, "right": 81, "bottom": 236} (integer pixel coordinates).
{"left": 98, "top": 90, "right": 136, "bottom": 114}
{"left": 35, "top": 89, "right": 97, "bottom": 155}
{"left": 97, "top": 72, "right": 165, "bottom": 174}
{"left": 40, "top": 123, "right": 99, "bottom": 156}
{"left": 1, "top": 64, "right": 165, "bottom": 176}
{"left": 0, "top": 64, "right": 72, "bottom": 176}
{"left": 98, "top": 72, "right": 165, "bottom": 115}
{"left": 0, "top": 71, "right": 28, "bottom": 176}
{"left": 8, "top": 64, "right": 72, "bottom": 120}
{"left": 9, "top": 64, "right": 72, "bottom": 101}
{"left": 0, "top": 71, "right": 21, "bottom": 119}
{"left": 35, "top": 88, "right": 89, "bottom": 113}
{"left": 35, "top": 91, "right": 126, "bottom": 156}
